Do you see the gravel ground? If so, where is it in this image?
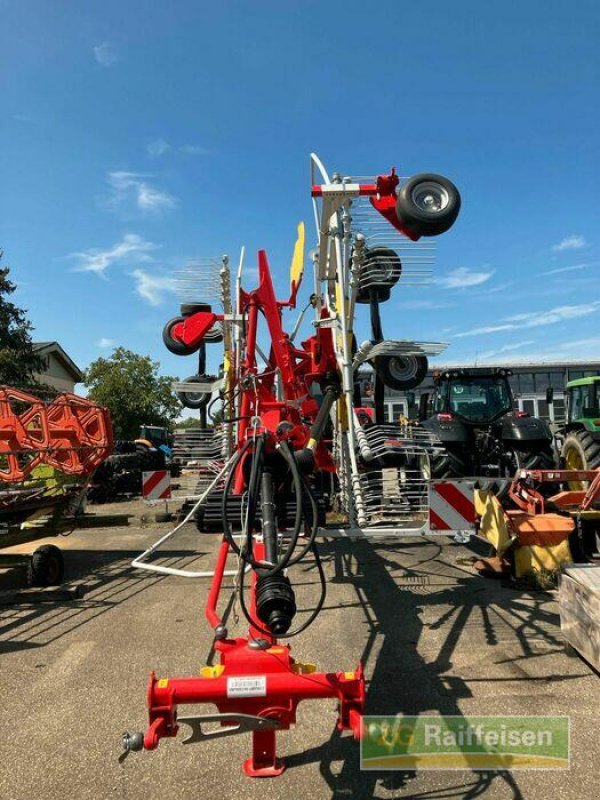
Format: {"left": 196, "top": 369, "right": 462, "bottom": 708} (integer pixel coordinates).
{"left": 0, "top": 498, "right": 599, "bottom": 799}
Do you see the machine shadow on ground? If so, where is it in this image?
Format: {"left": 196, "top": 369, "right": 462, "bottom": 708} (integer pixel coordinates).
{"left": 0, "top": 547, "right": 211, "bottom": 655}
{"left": 278, "top": 535, "right": 580, "bottom": 799}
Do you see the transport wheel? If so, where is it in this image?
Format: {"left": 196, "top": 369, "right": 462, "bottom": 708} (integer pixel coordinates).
{"left": 163, "top": 316, "right": 198, "bottom": 356}
{"left": 27, "top": 544, "right": 64, "bottom": 587}
{"left": 177, "top": 375, "right": 211, "bottom": 409}
{"left": 396, "top": 173, "right": 461, "bottom": 237}
{"left": 356, "top": 247, "right": 401, "bottom": 304}
{"left": 179, "top": 302, "right": 223, "bottom": 343}
{"left": 374, "top": 354, "right": 428, "bottom": 391}
{"left": 180, "top": 302, "right": 212, "bottom": 317}
{"left": 561, "top": 432, "right": 600, "bottom": 489}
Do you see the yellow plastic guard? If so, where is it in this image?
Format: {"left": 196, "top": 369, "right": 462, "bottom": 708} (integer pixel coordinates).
{"left": 200, "top": 665, "right": 225, "bottom": 678}
{"left": 514, "top": 540, "right": 573, "bottom": 577}
{"left": 474, "top": 490, "right": 513, "bottom": 556}
{"left": 289, "top": 222, "right": 305, "bottom": 291}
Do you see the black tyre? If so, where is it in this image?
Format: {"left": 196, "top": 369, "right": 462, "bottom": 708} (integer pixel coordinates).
{"left": 155, "top": 512, "right": 173, "bottom": 523}
{"left": 374, "top": 355, "right": 428, "bottom": 391}
{"left": 179, "top": 302, "right": 224, "bottom": 343}
{"left": 180, "top": 302, "right": 211, "bottom": 317}
{"left": 359, "top": 247, "right": 402, "bottom": 297}
{"left": 136, "top": 443, "right": 166, "bottom": 470}
{"left": 503, "top": 445, "right": 555, "bottom": 477}
{"left": 396, "top": 173, "right": 461, "bottom": 237}
{"left": 27, "top": 544, "right": 64, "bottom": 587}
{"left": 177, "top": 374, "right": 211, "bottom": 410}
{"left": 498, "top": 445, "right": 556, "bottom": 500}
{"left": 113, "top": 440, "right": 137, "bottom": 455}
{"left": 430, "top": 447, "right": 468, "bottom": 479}
{"left": 356, "top": 286, "right": 391, "bottom": 304}
{"left": 163, "top": 316, "right": 198, "bottom": 356}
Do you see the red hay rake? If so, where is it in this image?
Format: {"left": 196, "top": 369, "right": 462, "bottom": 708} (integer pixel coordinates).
{"left": 124, "top": 154, "right": 461, "bottom": 776}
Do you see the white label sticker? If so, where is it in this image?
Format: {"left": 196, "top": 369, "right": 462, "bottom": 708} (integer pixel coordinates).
{"left": 226, "top": 676, "right": 267, "bottom": 698}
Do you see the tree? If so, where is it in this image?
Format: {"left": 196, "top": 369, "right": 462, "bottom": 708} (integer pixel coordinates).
{"left": 175, "top": 416, "right": 202, "bottom": 429}
{"left": 0, "top": 255, "right": 45, "bottom": 388}
{"left": 84, "top": 347, "right": 180, "bottom": 440}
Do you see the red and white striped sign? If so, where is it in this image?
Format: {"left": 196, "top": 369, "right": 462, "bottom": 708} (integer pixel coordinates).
{"left": 428, "top": 480, "right": 475, "bottom": 532}
{"left": 142, "top": 470, "right": 172, "bottom": 500}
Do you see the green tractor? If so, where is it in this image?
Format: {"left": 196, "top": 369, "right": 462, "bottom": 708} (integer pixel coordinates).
{"left": 559, "top": 377, "right": 600, "bottom": 482}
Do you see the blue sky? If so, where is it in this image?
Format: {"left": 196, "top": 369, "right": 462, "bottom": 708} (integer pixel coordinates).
{"left": 1, "top": 0, "right": 599, "bottom": 386}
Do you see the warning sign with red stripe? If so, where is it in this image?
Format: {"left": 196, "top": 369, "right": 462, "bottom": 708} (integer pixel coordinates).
{"left": 142, "top": 470, "right": 172, "bottom": 500}
{"left": 428, "top": 480, "right": 475, "bottom": 532}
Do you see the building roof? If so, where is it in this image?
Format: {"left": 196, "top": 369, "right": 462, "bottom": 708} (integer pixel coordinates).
{"left": 358, "top": 359, "right": 600, "bottom": 375}
{"left": 33, "top": 341, "right": 83, "bottom": 382}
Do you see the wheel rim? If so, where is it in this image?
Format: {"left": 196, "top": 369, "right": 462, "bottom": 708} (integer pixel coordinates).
{"left": 565, "top": 444, "right": 586, "bottom": 490}
{"left": 388, "top": 357, "right": 419, "bottom": 382}
{"left": 411, "top": 181, "right": 449, "bottom": 214}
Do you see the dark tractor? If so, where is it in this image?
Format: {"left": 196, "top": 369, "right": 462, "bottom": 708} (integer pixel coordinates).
{"left": 420, "top": 368, "right": 556, "bottom": 479}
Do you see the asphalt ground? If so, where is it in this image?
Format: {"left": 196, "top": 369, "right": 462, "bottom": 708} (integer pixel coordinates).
{"left": 0, "top": 498, "right": 599, "bottom": 799}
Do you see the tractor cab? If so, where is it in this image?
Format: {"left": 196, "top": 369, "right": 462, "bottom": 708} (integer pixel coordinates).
{"left": 560, "top": 377, "right": 600, "bottom": 483}
{"left": 422, "top": 367, "right": 554, "bottom": 479}
{"left": 138, "top": 425, "right": 172, "bottom": 456}
{"left": 566, "top": 377, "right": 600, "bottom": 424}
{"left": 432, "top": 370, "right": 514, "bottom": 424}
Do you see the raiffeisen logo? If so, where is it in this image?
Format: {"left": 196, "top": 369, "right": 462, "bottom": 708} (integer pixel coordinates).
{"left": 361, "top": 716, "right": 570, "bottom": 770}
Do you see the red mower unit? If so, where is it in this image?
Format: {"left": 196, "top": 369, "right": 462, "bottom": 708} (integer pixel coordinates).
{"left": 124, "top": 154, "right": 461, "bottom": 775}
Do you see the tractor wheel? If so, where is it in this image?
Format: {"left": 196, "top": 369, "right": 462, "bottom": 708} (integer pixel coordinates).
{"left": 374, "top": 355, "right": 428, "bottom": 391}
{"left": 430, "top": 447, "right": 468, "bottom": 479}
{"left": 27, "top": 545, "right": 64, "bottom": 587}
{"left": 497, "top": 445, "right": 556, "bottom": 499}
{"left": 396, "top": 174, "right": 461, "bottom": 237}
{"left": 561, "top": 431, "right": 600, "bottom": 489}
{"left": 163, "top": 316, "right": 198, "bottom": 356}
{"left": 177, "top": 375, "right": 211, "bottom": 410}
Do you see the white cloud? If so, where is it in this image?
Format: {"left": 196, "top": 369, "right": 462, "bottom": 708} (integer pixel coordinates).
{"left": 132, "top": 269, "right": 178, "bottom": 306}
{"left": 107, "top": 171, "right": 177, "bottom": 212}
{"left": 71, "top": 233, "right": 158, "bottom": 276}
{"left": 96, "top": 337, "right": 116, "bottom": 348}
{"left": 476, "top": 337, "right": 600, "bottom": 365}
{"left": 505, "top": 302, "right": 600, "bottom": 326}
{"left": 93, "top": 42, "right": 118, "bottom": 67}
{"left": 146, "top": 140, "right": 208, "bottom": 157}
{"left": 552, "top": 235, "right": 588, "bottom": 252}
{"left": 146, "top": 139, "right": 172, "bottom": 157}
{"left": 542, "top": 262, "right": 593, "bottom": 276}
{"left": 437, "top": 267, "right": 494, "bottom": 289}
{"left": 479, "top": 340, "right": 535, "bottom": 360}
{"left": 455, "top": 301, "right": 600, "bottom": 338}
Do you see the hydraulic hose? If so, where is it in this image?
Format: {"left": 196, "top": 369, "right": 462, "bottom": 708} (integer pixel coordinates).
{"left": 219, "top": 432, "right": 326, "bottom": 636}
